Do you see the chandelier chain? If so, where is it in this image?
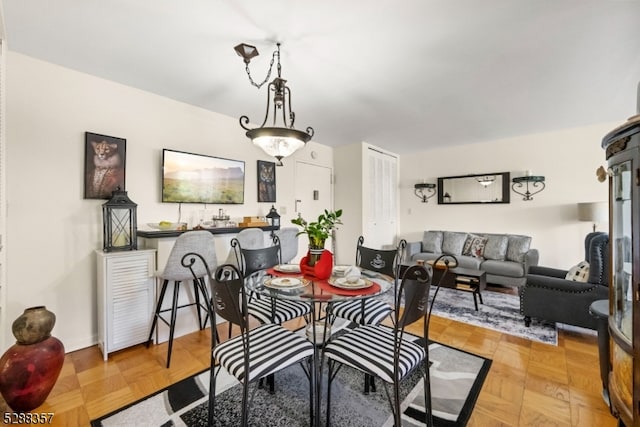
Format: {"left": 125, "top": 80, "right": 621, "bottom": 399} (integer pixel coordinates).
{"left": 244, "top": 49, "right": 279, "bottom": 89}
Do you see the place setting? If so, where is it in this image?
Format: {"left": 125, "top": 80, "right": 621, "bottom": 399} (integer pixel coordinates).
{"left": 263, "top": 276, "right": 310, "bottom": 289}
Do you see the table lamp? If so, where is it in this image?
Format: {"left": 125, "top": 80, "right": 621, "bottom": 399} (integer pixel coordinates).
{"left": 578, "top": 202, "right": 608, "bottom": 232}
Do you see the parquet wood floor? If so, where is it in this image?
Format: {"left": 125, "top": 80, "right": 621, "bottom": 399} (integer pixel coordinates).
{"left": 0, "top": 287, "right": 618, "bottom": 426}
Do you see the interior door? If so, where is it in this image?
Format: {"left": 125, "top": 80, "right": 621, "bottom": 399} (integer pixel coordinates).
{"left": 294, "top": 162, "right": 333, "bottom": 262}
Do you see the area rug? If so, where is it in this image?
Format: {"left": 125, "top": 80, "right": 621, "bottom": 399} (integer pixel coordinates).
{"left": 428, "top": 287, "right": 558, "bottom": 345}
{"left": 91, "top": 335, "right": 491, "bottom": 427}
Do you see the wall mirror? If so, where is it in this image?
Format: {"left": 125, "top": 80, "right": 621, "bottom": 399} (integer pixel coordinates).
{"left": 437, "top": 172, "right": 511, "bottom": 204}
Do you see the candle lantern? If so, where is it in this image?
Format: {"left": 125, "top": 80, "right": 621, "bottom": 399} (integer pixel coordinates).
{"left": 102, "top": 187, "right": 137, "bottom": 252}
{"left": 266, "top": 205, "right": 281, "bottom": 228}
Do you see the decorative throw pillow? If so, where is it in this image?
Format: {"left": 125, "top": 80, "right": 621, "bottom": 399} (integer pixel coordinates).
{"left": 442, "top": 231, "right": 468, "bottom": 255}
{"left": 565, "top": 261, "right": 590, "bottom": 282}
{"left": 422, "top": 231, "right": 443, "bottom": 253}
{"left": 506, "top": 235, "right": 532, "bottom": 262}
{"left": 462, "top": 234, "right": 488, "bottom": 258}
{"left": 484, "top": 235, "right": 509, "bottom": 260}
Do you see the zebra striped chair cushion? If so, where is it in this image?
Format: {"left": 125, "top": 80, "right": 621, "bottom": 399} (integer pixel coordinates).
{"left": 213, "top": 323, "right": 314, "bottom": 382}
{"left": 248, "top": 297, "right": 312, "bottom": 324}
{"left": 323, "top": 325, "right": 425, "bottom": 383}
{"left": 328, "top": 299, "right": 393, "bottom": 325}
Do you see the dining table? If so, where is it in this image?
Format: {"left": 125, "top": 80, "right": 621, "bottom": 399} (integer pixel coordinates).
{"left": 245, "top": 264, "right": 393, "bottom": 426}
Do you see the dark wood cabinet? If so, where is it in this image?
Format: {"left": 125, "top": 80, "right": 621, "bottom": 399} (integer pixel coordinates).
{"left": 602, "top": 114, "right": 640, "bottom": 426}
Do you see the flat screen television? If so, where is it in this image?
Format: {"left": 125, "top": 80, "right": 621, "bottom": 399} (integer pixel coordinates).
{"left": 162, "top": 149, "right": 245, "bottom": 204}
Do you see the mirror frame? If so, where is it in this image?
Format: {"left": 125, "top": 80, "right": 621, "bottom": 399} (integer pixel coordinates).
{"left": 437, "top": 172, "right": 511, "bottom": 204}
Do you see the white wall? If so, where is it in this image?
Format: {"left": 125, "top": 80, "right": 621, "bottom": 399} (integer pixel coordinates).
{"left": 4, "top": 49, "right": 624, "bottom": 353}
{"left": 4, "top": 52, "right": 332, "bottom": 352}
{"left": 398, "top": 123, "right": 615, "bottom": 269}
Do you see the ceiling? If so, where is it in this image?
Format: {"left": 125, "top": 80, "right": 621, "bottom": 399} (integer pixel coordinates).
{"left": 2, "top": 0, "right": 640, "bottom": 154}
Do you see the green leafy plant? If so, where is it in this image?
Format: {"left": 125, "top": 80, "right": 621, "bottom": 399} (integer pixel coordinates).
{"left": 291, "top": 209, "right": 343, "bottom": 248}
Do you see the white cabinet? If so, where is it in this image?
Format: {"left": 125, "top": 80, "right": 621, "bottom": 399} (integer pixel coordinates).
{"left": 96, "top": 249, "right": 156, "bottom": 360}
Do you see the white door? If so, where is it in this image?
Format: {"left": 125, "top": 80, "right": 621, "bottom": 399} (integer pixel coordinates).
{"left": 294, "top": 162, "right": 333, "bottom": 261}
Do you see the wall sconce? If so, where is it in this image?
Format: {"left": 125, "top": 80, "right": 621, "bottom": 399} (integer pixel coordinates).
{"left": 443, "top": 192, "right": 452, "bottom": 203}
{"left": 414, "top": 183, "right": 436, "bottom": 203}
{"left": 511, "top": 173, "right": 546, "bottom": 201}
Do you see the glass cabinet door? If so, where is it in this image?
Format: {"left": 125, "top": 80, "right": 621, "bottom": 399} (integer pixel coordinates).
{"left": 611, "top": 160, "right": 633, "bottom": 343}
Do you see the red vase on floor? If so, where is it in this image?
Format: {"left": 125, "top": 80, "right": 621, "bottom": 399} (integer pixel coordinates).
{"left": 0, "top": 306, "right": 65, "bottom": 412}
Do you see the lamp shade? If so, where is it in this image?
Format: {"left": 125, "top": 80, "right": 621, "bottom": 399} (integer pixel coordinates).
{"left": 578, "top": 202, "right": 608, "bottom": 223}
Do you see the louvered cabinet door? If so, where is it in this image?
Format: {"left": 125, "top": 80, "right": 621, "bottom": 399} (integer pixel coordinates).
{"left": 96, "top": 249, "right": 156, "bottom": 360}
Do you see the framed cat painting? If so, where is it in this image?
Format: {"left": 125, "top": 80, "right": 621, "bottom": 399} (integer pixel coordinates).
{"left": 84, "top": 132, "right": 126, "bottom": 199}
{"left": 257, "top": 160, "right": 276, "bottom": 202}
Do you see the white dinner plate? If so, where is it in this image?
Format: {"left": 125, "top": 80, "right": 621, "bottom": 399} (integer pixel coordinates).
{"left": 328, "top": 277, "right": 374, "bottom": 290}
{"left": 274, "top": 264, "right": 301, "bottom": 273}
{"left": 264, "top": 277, "right": 309, "bottom": 289}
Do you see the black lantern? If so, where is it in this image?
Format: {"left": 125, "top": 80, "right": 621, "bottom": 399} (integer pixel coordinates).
{"left": 102, "top": 187, "right": 137, "bottom": 252}
{"left": 266, "top": 205, "right": 281, "bottom": 228}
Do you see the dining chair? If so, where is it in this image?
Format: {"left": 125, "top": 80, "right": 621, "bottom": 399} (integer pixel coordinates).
{"left": 326, "top": 236, "right": 406, "bottom": 392}
{"left": 323, "top": 263, "right": 437, "bottom": 427}
{"left": 232, "top": 235, "right": 312, "bottom": 326}
{"left": 273, "top": 226, "right": 300, "bottom": 264}
{"left": 180, "top": 257, "right": 314, "bottom": 427}
{"left": 146, "top": 230, "right": 217, "bottom": 368}
{"left": 232, "top": 234, "right": 313, "bottom": 393}
{"left": 328, "top": 236, "right": 406, "bottom": 326}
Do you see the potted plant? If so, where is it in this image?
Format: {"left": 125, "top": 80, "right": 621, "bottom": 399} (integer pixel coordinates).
{"left": 291, "top": 209, "right": 343, "bottom": 265}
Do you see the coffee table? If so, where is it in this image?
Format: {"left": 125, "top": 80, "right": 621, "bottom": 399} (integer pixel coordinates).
{"left": 401, "top": 262, "right": 487, "bottom": 310}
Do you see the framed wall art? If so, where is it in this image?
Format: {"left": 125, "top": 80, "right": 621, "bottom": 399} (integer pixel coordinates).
{"left": 84, "top": 132, "right": 126, "bottom": 199}
{"left": 257, "top": 160, "right": 276, "bottom": 202}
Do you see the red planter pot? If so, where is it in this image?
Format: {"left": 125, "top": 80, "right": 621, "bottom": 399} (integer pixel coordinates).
{"left": 0, "top": 336, "right": 65, "bottom": 412}
{"left": 0, "top": 306, "right": 65, "bottom": 412}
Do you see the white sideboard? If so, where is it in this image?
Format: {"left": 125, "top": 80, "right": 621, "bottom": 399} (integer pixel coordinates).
{"left": 96, "top": 249, "right": 156, "bottom": 360}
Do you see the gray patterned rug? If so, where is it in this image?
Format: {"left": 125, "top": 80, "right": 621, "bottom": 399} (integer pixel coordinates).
{"left": 91, "top": 330, "right": 491, "bottom": 427}
{"left": 427, "top": 286, "right": 557, "bottom": 345}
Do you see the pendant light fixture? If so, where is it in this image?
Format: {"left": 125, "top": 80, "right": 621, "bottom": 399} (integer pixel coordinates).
{"left": 234, "top": 42, "right": 314, "bottom": 165}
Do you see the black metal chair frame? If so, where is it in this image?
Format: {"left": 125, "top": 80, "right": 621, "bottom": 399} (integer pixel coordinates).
{"left": 328, "top": 236, "right": 407, "bottom": 393}
{"left": 231, "top": 235, "right": 312, "bottom": 392}
{"left": 324, "top": 254, "right": 456, "bottom": 427}
{"left": 180, "top": 257, "right": 314, "bottom": 427}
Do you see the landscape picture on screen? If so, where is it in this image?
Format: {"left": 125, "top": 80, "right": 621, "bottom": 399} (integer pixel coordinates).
{"left": 162, "top": 149, "right": 245, "bottom": 204}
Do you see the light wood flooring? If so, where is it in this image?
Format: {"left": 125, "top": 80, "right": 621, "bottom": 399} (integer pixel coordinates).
{"left": 0, "top": 287, "right": 619, "bottom": 426}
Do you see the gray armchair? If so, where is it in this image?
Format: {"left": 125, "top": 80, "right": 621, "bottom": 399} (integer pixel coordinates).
{"left": 520, "top": 232, "right": 609, "bottom": 330}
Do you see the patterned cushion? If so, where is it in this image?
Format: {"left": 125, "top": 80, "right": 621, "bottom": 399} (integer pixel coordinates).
{"left": 442, "top": 232, "right": 468, "bottom": 255}
{"left": 248, "top": 297, "right": 312, "bottom": 324}
{"left": 329, "top": 299, "right": 393, "bottom": 325}
{"left": 323, "top": 325, "right": 425, "bottom": 384}
{"left": 462, "top": 234, "right": 488, "bottom": 258}
{"left": 213, "top": 323, "right": 314, "bottom": 382}
{"left": 483, "top": 235, "right": 509, "bottom": 260}
{"left": 506, "top": 235, "right": 532, "bottom": 262}
{"left": 565, "top": 261, "right": 590, "bottom": 282}
{"left": 421, "top": 231, "right": 443, "bottom": 253}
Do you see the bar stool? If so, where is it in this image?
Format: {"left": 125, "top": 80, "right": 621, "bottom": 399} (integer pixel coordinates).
{"left": 146, "top": 230, "right": 217, "bottom": 368}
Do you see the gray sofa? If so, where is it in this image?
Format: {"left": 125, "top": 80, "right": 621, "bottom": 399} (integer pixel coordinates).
{"left": 406, "top": 230, "right": 539, "bottom": 287}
